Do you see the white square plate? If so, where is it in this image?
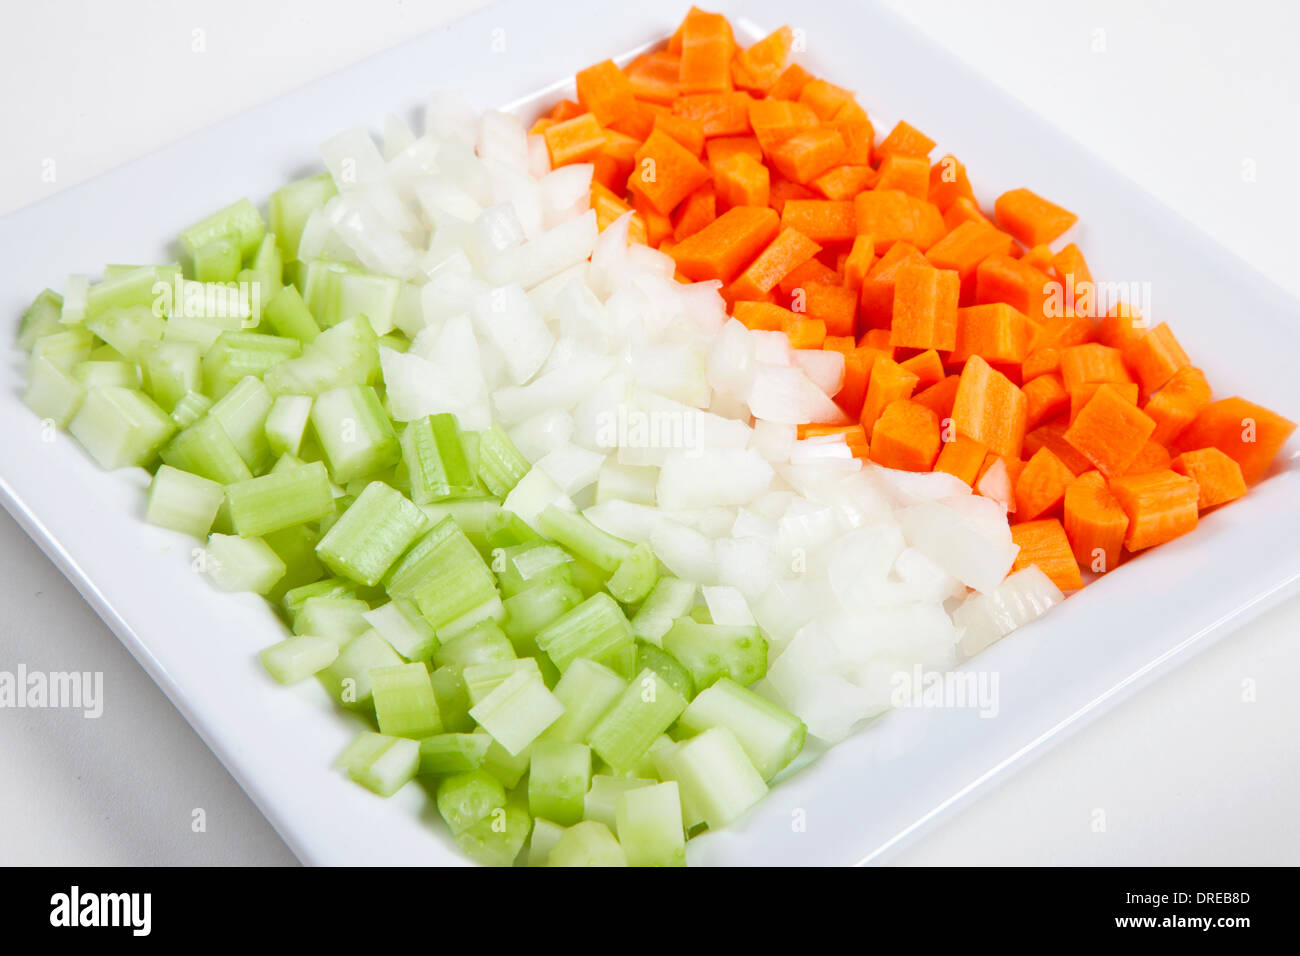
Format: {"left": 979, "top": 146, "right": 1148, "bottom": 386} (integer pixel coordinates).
{"left": 2, "top": 0, "right": 1297, "bottom": 866}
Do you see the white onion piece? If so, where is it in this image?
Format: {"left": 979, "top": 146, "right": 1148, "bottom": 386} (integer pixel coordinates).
{"left": 424, "top": 92, "right": 479, "bottom": 145}
{"left": 507, "top": 409, "right": 574, "bottom": 463}
{"left": 702, "top": 586, "right": 756, "bottom": 626}
{"left": 657, "top": 448, "right": 774, "bottom": 511}
{"left": 954, "top": 565, "right": 1064, "bottom": 657}
{"left": 748, "top": 363, "right": 848, "bottom": 425}
{"left": 476, "top": 110, "right": 530, "bottom": 172}
{"left": 502, "top": 467, "right": 575, "bottom": 526}
{"left": 649, "top": 520, "right": 717, "bottom": 585}
{"left": 471, "top": 284, "right": 554, "bottom": 384}
{"left": 794, "top": 348, "right": 846, "bottom": 396}
{"left": 536, "top": 443, "right": 605, "bottom": 496}
{"left": 975, "top": 455, "right": 1014, "bottom": 513}
{"left": 584, "top": 499, "right": 661, "bottom": 544}
{"left": 594, "top": 461, "right": 658, "bottom": 505}
{"left": 900, "top": 500, "right": 1020, "bottom": 594}
{"left": 320, "top": 127, "right": 387, "bottom": 187}
{"left": 538, "top": 166, "right": 592, "bottom": 229}
{"left": 382, "top": 113, "right": 417, "bottom": 160}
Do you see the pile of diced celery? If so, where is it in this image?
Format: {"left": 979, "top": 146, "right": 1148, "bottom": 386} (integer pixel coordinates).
{"left": 17, "top": 186, "right": 807, "bottom": 867}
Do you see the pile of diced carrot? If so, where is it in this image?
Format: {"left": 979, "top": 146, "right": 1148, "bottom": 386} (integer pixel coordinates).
{"left": 535, "top": 7, "right": 1296, "bottom": 591}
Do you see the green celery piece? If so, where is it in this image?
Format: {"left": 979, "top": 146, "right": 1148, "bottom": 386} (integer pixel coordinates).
{"left": 32, "top": 327, "right": 94, "bottom": 370}
{"left": 193, "top": 237, "right": 241, "bottom": 283}
{"left": 633, "top": 639, "right": 695, "bottom": 701}
{"left": 169, "top": 391, "right": 213, "bottom": 429}
{"left": 429, "top": 665, "right": 475, "bottom": 734}
{"left": 202, "top": 331, "right": 301, "bottom": 399}
{"left": 225, "top": 462, "right": 335, "bottom": 538}
{"left": 281, "top": 577, "right": 355, "bottom": 619}
{"left": 534, "top": 592, "right": 635, "bottom": 676}
{"left": 269, "top": 174, "right": 336, "bottom": 261}
{"left": 537, "top": 505, "right": 630, "bottom": 573}
{"left": 431, "top": 620, "right": 516, "bottom": 670}
{"left": 540, "top": 659, "right": 627, "bottom": 745}
{"left": 484, "top": 509, "right": 541, "bottom": 549}
{"left": 179, "top": 197, "right": 267, "bottom": 261}
{"left": 585, "top": 668, "right": 687, "bottom": 772}
{"left": 462, "top": 658, "right": 540, "bottom": 706}
{"left": 547, "top": 821, "right": 627, "bottom": 867}
{"left": 18, "top": 289, "right": 65, "bottom": 350}
{"left": 264, "top": 394, "right": 312, "bottom": 457}
{"left": 310, "top": 384, "right": 400, "bottom": 484}
{"left": 455, "top": 799, "right": 532, "bottom": 867}
{"left": 502, "top": 581, "right": 583, "bottom": 647}
{"left": 60, "top": 275, "right": 89, "bottom": 325}
{"left": 73, "top": 360, "right": 138, "bottom": 390}
{"left": 468, "top": 671, "right": 563, "bottom": 756}
{"left": 475, "top": 425, "right": 530, "bottom": 497}
{"left": 678, "top": 678, "right": 807, "bottom": 781}
{"left": 205, "top": 533, "right": 285, "bottom": 595}
{"left": 301, "top": 260, "right": 401, "bottom": 334}
{"left": 264, "top": 316, "right": 379, "bottom": 396}
{"left": 263, "top": 284, "right": 320, "bottom": 344}
{"left": 386, "top": 518, "right": 499, "bottom": 632}
{"left": 339, "top": 733, "right": 419, "bottom": 797}
{"left": 315, "top": 481, "right": 430, "bottom": 586}
{"left": 400, "top": 413, "right": 479, "bottom": 504}
{"left": 418, "top": 733, "right": 491, "bottom": 775}
{"left": 143, "top": 341, "right": 201, "bottom": 412}
{"left": 259, "top": 635, "right": 339, "bottom": 684}
{"left": 616, "top": 781, "right": 686, "bottom": 867}
{"left": 85, "top": 305, "right": 164, "bottom": 363}
{"left": 606, "top": 542, "right": 659, "bottom": 604}
{"left": 247, "top": 233, "right": 284, "bottom": 298}
{"left": 688, "top": 605, "right": 712, "bottom": 624}
{"left": 293, "top": 596, "right": 371, "bottom": 643}
{"left": 161, "top": 414, "right": 251, "bottom": 483}
{"left": 145, "top": 465, "right": 224, "bottom": 539}
{"left": 494, "top": 542, "right": 573, "bottom": 598}
{"left": 363, "top": 599, "right": 438, "bottom": 663}
{"left": 583, "top": 776, "right": 655, "bottom": 830}
{"left": 527, "top": 818, "right": 566, "bottom": 867}
{"left": 22, "top": 356, "right": 84, "bottom": 427}
{"left": 262, "top": 523, "right": 327, "bottom": 604}
{"left": 84, "top": 266, "right": 163, "bottom": 320}
{"left": 370, "top": 663, "right": 442, "bottom": 739}
{"left": 480, "top": 736, "right": 532, "bottom": 788}
{"left": 528, "top": 741, "right": 592, "bottom": 826}
{"left": 569, "top": 554, "right": 613, "bottom": 598}
{"left": 208, "top": 375, "right": 274, "bottom": 470}
{"left": 653, "top": 727, "right": 766, "bottom": 831}
{"left": 67, "top": 386, "right": 175, "bottom": 470}
{"left": 436, "top": 770, "right": 506, "bottom": 835}
{"left": 318, "top": 629, "right": 403, "bottom": 710}
{"left": 662, "top": 618, "right": 768, "bottom": 690}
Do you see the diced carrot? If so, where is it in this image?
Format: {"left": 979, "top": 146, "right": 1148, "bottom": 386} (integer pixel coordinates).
{"left": 543, "top": 113, "right": 607, "bottom": 166}
{"left": 778, "top": 257, "right": 839, "bottom": 298}
{"left": 576, "top": 60, "right": 638, "bottom": 126}
{"left": 870, "top": 400, "right": 942, "bottom": 471}
{"left": 890, "top": 265, "right": 959, "bottom": 351}
{"left": 704, "top": 135, "right": 763, "bottom": 166}
{"left": 1021, "top": 244, "right": 1055, "bottom": 274}
{"left": 928, "top": 155, "right": 975, "bottom": 212}
{"left": 1014, "top": 447, "right": 1075, "bottom": 520}
{"left": 1021, "top": 373, "right": 1070, "bottom": 429}
{"left": 1170, "top": 447, "right": 1248, "bottom": 510}
{"left": 733, "top": 301, "right": 796, "bottom": 331}
{"left": 1123, "top": 322, "right": 1191, "bottom": 395}
{"left": 1096, "top": 302, "right": 1149, "bottom": 350}
{"left": 810, "top": 164, "right": 878, "bottom": 201}
{"left": 549, "top": 99, "right": 585, "bottom": 121}
{"left": 797, "top": 79, "right": 855, "bottom": 120}
{"left": 1025, "top": 417, "right": 1092, "bottom": 475}
{"left": 853, "top": 190, "right": 946, "bottom": 252}
{"left": 779, "top": 199, "right": 857, "bottom": 245}
{"left": 858, "top": 241, "right": 930, "bottom": 330}
{"left": 876, "top": 120, "right": 936, "bottom": 160}
{"left": 860, "top": 358, "right": 920, "bottom": 432}
{"left": 678, "top": 10, "right": 735, "bottom": 93}
{"left": 975, "top": 252, "right": 1053, "bottom": 321}
{"left": 824, "top": 335, "right": 856, "bottom": 353}
{"left": 830, "top": 119, "right": 874, "bottom": 164}
{"left": 1063, "top": 383, "right": 1157, "bottom": 478}
{"left": 978, "top": 452, "right": 1026, "bottom": 492}
{"left": 727, "top": 228, "right": 821, "bottom": 301}
{"left": 1172, "top": 396, "right": 1296, "bottom": 484}
{"left": 842, "top": 235, "right": 876, "bottom": 289}
{"left": 652, "top": 111, "right": 706, "bottom": 156}
{"left": 802, "top": 282, "right": 859, "bottom": 337}
{"left": 951, "top": 355, "right": 1027, "bottom": 459}
{"left": 768, "top": 174, "right": 817, "bottom": 216}
{"left": 633, "top": 195, "right": 674, "bottom": 247}
{"left": 770, "top": 126, "right": 848, "bottom": 184}
{"left": 671, "top": 183, "right": 717, "bottom": 241}
{"left": 1072, "top": 382, "right": 1139, "bottom": 425}
{"left": 873, "top": 154, "right": 929, "bottom": 200}
{"left": 1010, "top": 519, "right": 1083, "bottom": 591}
{"left": 782, "top": 315, "right": 827, "bottom": 349}
{"left": 673, "top": 92, "right": 753, "bottom": 137}
{"left": 925, "top": 221, "right": 1018, "bottom": 302}
{"left": 668, "top": 205, "right": 780, "bottom": 282}
{"left": 1030, "top": 313, "right": 1096, "bottom": 352}
{"left": 1051, "top": 243, "right": 1095, "bottom": 317}
{"left": 627, "top": 128, "right": 713, "bottom": 215}
{"left": 1124, "top": 440, "right": 1172, "bottom": 476}
{"left": 1060, "top": 343, "right": 1133, "bottom": 395}
{"left": 835, "top": 349, "right": 874, "bottom": 418}
{"left": 943, "top": 196, "right": 991, "bottom": 231}
{"left": 1063, "top": 471, "right": 1128, "bottom": 573}
{"left": 530, "top": 117, "right": 556, "bottom": 135}
{"left": 948, "top": 303, "right": 1030, "bottom": 365}
{"left": 748, "top": 98, "right": 818, "bottom": 155}
{"left": 731, "top": 26, "right": 793, "bottom": 92}
{"left": 1141, "top": 366, "right": 1210, "bottom": 447}
{"left": 1109, "top": 470, "right": 1199, "bottom": 552}
{"left": 769, "top": 62, "right": 815, "bottom": 100}
{"left": 590, "top": 182, "right": 637, "bottom": 233}
{"left": 899, "top": 349, "right": 946, "bottom": 389}
{"left": 590, "top": 129, "right": 639, "bottom": 192}
{"left": 934, "top": 433, "right": 987, "bottom": 485}
{"left": 713, "top": 152, "right": 770, "bottom": 209}
{"left": 626, "top": 52, "right": 681, "bottom": 105}
{"left": 994, "top": 187, "right": 1078, "bottom": 246}
{"left": 1022, "top": 347, "right": 1061, "bottom": 381}
{"left": 913, "top": 373, "right": 962, "bottom": 420}
{"left": 860, "top": 329, "right": 893, "bottom": 354}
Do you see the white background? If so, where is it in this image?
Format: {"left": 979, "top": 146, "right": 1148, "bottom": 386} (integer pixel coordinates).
{"left": 1, "top": 0, "right": 1297, "bottom": 865}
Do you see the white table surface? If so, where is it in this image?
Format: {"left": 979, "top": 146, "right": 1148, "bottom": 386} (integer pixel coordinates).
{"left": 1, "top": 0, "right": 1296, "bottom": 866}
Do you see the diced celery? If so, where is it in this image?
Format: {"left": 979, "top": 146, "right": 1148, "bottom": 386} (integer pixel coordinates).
{"left": 193, "top": 237, "right": 241, "bottom": 283}
{"left": 540, "top": 659, "right": 627, "bottom": 745}
{"left": 259, "top": 635, "right": 339, "bottom": 684}
{"left": 463, "top": 658, "right": 540, "bottom": 705}
{"left": 616, "top": 781, "right": 686, "bottom": 867}
{"left": 494, "top": 542, "right": 573, "bottom": 597}
{"left": 586, "top": 668, "right": 687, "bottom": 772}
{"left": 32, "top": 327, "right": 94, "bottom": 369}
{"left": 429, "top": 666, "right": 474, "bottom": 733}
{"left": 169, "top": 391, "right": 213, "bottom": 429}
{"left": 419, "top": 497, "right": 502, "bottom": 539}
{"left": 60, "top": 275, "right": 89, "bottom": 325}
{"left": 528, "top": 740, "right": 591, "bottom": 826}
{"left": 263, "top": 284, "right": 319, "bottom": 344}
{"left": 302, "top": 260, "right": 401, "bottom": 335}
{"left": 634, "top": 639, "right": 695, "bottom": 701}
{"left": 400, "top": 413, "right": 478, "bottom": 504}
{"left": 476, "top": 424, "right": 530, "bottom": 497}
{"left": 630, "top": 575, "right": 699, "bottom": 643}
{"left": 73, "top": 361, "right": 138, "bottom": 389}
{"left": 663, "top": 618, "right": 768, "bottom": 690}
{"left": 179, "top": 197, "right": 267, "bottom": 261}
{"left": 418, "top": 733, "right": 491, "bottom": 775}
{"left": 433, "top": 620, "right": 516, "bottom": 670}
{"left": 528, "top": 818, "right": 566, "bottom": 867}
{"left": 455, "top": 798, "right": 532, "bottom": 867}
{"left": 225, "top": 462, "right": 335, "bottom": 537}
{"left": 142, "top": 341, "right": 201, "bottom": 412}
{"left": 678, "top": 678, "right": 807, "bottom": 781}
{"left": 363, "top": 599, "right": 438, "bottom": 662}
{"left": 205, "top": 533, "right": 285, "bottom": 594}
{"left": 68, "top": 386, "right": 175, "bottom": 470}
{"left": 270, "top": 174, "right": 336, "bottom": 261}
{"left": 310, "top": 384, "right": 400, "bottom": 483}
{"left": 547, "top": 820, "right": 627, "bottom": 867}
{"left": 262, "top": 524, "right": 326, "bottom": 602}
{"left": 208, "top": 375, "right": 275, "bottom": 470}
{"left": 264, "top": 316, "right": 379, "bottom": 396}
{"left": 282, "top": 577, "right": 354, "bottom": 619}
{"left": 18, "top": 289, "right": 65, "bottom": 350}
{"left": 606, "top": 542, "right": 659, "bottom": 604}
{"left": 484, "top": 509, "right": 540, "bottom": 549}
{"left": 315, "top": 482, "right": 429, "bottom": 586}
{"left": 85, "top": 305, "right": 164, "bottom": 363}
{"left": 319, "top": 629, "right": 403, "bottom": 710}
{"left": 502, "top": 466, "right": 573, "bottom": 526}
{"left": 264, "top": 394, "right": 312, "bottom": 456}
{"left": 339, "top": 733, "right": 419, "bottom": 797}
{"left": 294, "top": 596, "right": 371, "bottom": 642}
{"left": 202, "top": 331, "right": 301, "bottom": 398}
{"left": 480, "top": 736, "right": 532, "bottom": 788}
{"left": 537, "top": 505, "right": 630, "bottom": 572}
{"left": 535, "top": 592, "right": 635, "bottom": 675}
{"left": 145, "top": 465, "right": 225, "bottom": 538}
{"left": 160, "top": 414, "right": 252, "bottom": 483}
{"left": 653, "top": 727, "right": 767, "bottom": 830}
{"left": 620, "top": 733, "right": 673, "bottom": 782}
{"left": 84, "top": 266, "right": 163, "bottom": 320}
{"left": 469, "top": 671, "right": 563, "bottom": 755}
{"left": 386, "top": 517, "right": 499, "bottom": 631}
{"left": 502, "top": 581, "right": 583, "bottom": 646}
{"left": 436, "top": 770, "right": 506, "bottom": 835}
{"left": 22, "top": 356, "right": 84, "bottom": 427}
{"left": 569, "top": 554, "right": 613, "bottom": 598}
{"left": 370, "top": 663, "right": 442, "bottom": 738}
